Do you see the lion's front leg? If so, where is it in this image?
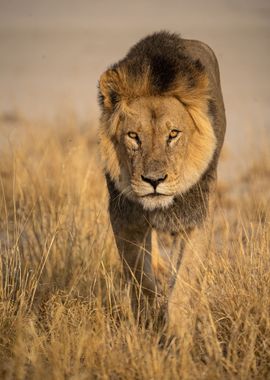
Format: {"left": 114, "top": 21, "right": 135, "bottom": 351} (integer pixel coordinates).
{"left": 167, "top": 225, "right": 210, "bottom": 338}
{"left": 167, "top": 198, "right": 214, "bottom": 339}
{"left": 111, "top": 219, "right": 157, "bottom": 320}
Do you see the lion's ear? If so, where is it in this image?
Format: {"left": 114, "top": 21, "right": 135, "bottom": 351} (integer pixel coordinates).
{"left": 98, "top": 68, "right": 121, "bottom": 111}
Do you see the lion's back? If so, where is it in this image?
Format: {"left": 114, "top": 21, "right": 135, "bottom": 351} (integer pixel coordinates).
{"left": 182, "top": 38, "right": 226, "bottom": 151}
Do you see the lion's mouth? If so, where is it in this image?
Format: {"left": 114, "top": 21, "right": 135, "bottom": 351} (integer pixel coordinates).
{"left": 141, "top": 192, "right": 171, "bottom": 198}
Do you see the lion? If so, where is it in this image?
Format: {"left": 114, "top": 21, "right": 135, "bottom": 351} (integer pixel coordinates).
{"left": 98, "top": 31, "right": 226, "bottom": 333}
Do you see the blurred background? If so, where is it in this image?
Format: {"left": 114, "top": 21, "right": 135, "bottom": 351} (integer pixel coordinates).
{"left": 0, "top": 0, "right": 269, "bottom": 177}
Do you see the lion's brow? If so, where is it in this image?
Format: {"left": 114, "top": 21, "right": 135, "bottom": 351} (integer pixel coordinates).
{"left": 150, "top": 108, "right": 166, "bottom": 123}
{"left": 151, "top": 109, "right": 157, "bottom": 121}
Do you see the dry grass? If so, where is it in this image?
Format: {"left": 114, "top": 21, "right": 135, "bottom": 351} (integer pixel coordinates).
{"left": 0, "top": 114, "right": 269, "bottom": 380}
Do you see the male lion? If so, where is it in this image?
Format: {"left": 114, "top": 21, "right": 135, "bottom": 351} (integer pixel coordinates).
{"left": 98, "top": 32, "right": 226, "bottom": 333}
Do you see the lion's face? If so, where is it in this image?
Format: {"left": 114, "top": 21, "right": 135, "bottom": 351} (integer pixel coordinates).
{"left": 108, "top": 96, "right": 216, "bottom": 211}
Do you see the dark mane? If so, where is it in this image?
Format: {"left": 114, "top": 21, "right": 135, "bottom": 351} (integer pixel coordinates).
{"left": 98, "top": 31, "right": 209, "bottom": 114}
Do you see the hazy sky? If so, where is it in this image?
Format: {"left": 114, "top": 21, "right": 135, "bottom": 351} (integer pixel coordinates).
{"left": 1, "top": 0, "right": 269, "bottom": 29}
{"left": 1, "top": 0, "right": 269, "bottom": 43}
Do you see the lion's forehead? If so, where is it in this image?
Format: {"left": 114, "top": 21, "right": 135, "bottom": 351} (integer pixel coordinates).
{"left": 123, "top": 96, "right": 187, "bottom": 127}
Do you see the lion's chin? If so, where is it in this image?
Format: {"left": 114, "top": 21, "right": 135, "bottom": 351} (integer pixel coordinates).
{"left": 137, "top": 194, "right": 174, "bottom": 211}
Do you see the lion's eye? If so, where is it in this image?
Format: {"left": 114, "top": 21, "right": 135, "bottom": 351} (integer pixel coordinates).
{"left": 128, "top": 132, "right": 139, "bottom": 140}
{"left": 168, "top": 130, "right": 180, "bottom": 140}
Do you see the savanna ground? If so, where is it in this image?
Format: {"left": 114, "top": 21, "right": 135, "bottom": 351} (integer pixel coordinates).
{"left": 0, "top": 114, "right": 269, "bottom": 380}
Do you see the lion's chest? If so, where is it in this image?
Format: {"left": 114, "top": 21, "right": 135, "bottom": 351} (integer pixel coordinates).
{"left": 148, "top": 182, "right": 209, "bottom": 233}
{"left": 148, "top": 200, "right": 205, "bottom": 234}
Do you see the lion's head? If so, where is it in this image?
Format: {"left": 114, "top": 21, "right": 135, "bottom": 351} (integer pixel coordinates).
{"left": 98, "top": 46, "right": 217, "bottom": 211}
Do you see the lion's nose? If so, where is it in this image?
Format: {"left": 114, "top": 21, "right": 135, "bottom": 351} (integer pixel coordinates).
{"left": 141, "top": 174, "right": 168, "bottom": 190}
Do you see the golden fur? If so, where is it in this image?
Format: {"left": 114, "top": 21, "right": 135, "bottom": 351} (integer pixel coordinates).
{"left": 99, "top": 73, "right": 216, "bottom": 210}
{"left": 98, "top": 32, "right": 226, "bottom": 329}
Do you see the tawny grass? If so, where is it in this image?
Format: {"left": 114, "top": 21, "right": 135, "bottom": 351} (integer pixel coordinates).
{"left": 0, "top": 114, "right": 269, "bottom": 380}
